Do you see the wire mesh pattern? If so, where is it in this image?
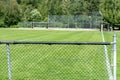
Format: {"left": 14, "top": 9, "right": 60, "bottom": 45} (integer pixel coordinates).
{"left": 0, "top": 45, "right": 8, "bottom": 80}
{"left": 0, "top": 42, "right": 114, "bottom": 80}
{"left": 18, "top": 12, "right": 102, "bottom": 29}
{"left": 48, "top": 15, "right": 102, "bottom": 28}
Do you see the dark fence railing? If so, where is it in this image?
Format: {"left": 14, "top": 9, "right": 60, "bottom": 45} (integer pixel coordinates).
{"left": 0, "top": 41, "right": 112, "bottom": 45}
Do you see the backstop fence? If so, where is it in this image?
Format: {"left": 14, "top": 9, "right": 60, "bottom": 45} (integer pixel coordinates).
{"left": 0, "top": 35, "right": 116, "bottom": 80}
{"left": 18, "top": 12, "right": 103, "bottom": 29}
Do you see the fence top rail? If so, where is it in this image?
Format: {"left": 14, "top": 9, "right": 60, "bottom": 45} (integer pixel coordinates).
{"left": 0, "top": 41, "right": 113, "bottom": 45}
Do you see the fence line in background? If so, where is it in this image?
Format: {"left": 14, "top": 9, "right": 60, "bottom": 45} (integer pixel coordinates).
{"left": 18, "top": 13, "right": 103, "bottom": 29}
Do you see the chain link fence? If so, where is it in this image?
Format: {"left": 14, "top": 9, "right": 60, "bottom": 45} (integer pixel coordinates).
{"left": 18, "top": 12, "right": 103, "bottom": 29}
{"left": 0, "top": 38, "right": 116, "bottom": 80}
{"left": 48, "top": 14, "right": 102, "bottom": 29}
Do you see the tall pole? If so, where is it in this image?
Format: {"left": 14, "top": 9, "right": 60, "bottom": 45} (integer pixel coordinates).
{"left": 6, "top": 44, "right": 12, "bottom": 80}
{"left": 113, "top": 34, "right": 117, "bottom": 80}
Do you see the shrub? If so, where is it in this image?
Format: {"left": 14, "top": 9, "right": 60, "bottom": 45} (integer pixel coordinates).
{"left": 0, "top": 22, "right": 6, "bottom": 28}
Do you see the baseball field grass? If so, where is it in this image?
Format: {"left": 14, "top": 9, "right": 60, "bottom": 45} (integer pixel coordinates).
{"left": 0, "top": 28, "right": 119, "bottom": 80}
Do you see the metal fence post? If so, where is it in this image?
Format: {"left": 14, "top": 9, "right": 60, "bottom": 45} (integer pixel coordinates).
{"left": 48, "top": 15, "right": 49, "bottom": 28}
{"left": 113, "top": 34, "right": 117, "bottom": 80}
{"left": 68, "top": 16, "right": 69, "bottom": 28}
{"left": 6, "top": 44, "right": 12, "bottom": 80}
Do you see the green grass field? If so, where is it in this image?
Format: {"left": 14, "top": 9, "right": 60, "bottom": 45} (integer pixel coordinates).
{"left": 0, "top": 28, "right": 119, "bottom": 80}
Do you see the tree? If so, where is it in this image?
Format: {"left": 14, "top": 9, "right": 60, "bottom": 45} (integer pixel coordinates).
{"left": 0, "top": 1, "right": 5, "bottom": 27}
{"left": 16, "top": 0, "right": 21, "bottom": 4}
{"left": 30, "top": 9, "right": 41, "bottom": 21}
{"left": 100, "top": 0, "right": 120, "bottom": 28}
{"left": 4, "top": 0, "right": 21, "bottom": 27}
{"left": 2, "top": 0, "right": 119, "bottom": 28}
{"left": 61, "top": 0, "right": 71, "bottom": 15}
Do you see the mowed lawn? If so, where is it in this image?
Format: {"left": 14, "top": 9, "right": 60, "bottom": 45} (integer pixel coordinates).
{"left": 0, "top": 28, "right": 119, "bottom": 80}
{"left": 0, "top": 28, "right": 102, "bottom": 42}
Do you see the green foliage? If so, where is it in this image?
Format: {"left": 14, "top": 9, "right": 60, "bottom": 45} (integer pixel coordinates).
{"left": 100, "top": 0, "right": 120, "bottom": 27}
{"left": 10, "top": 25, "right": 18, "bottom": 28}
{"left": 30, "top": 9, "right": 41, "bottom": 21}
{"left": 1, "top": 0, "right": 120, "bottom": 28}
{"left": 23, "top": 6, "right": 33, "bottom": 21}
{"left": 16, "top": 0, "right": 21, "bottom": 4}
{"left": 4, "top": 12, "right": 21, "bottom": 27}
{"left": 0, "top": 22, "right": 6, "bottom": 28}
{"left": 0, "top": 0, "right": 21, "bottom": 27}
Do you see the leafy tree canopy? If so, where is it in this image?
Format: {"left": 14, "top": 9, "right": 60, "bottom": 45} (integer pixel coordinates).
{"left": 0, "top": 0, "right": 119, "bottom": 28}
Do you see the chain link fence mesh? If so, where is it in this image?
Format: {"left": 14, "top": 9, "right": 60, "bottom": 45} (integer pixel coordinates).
{"left": 0, "top": 44, "right": 8, "bottom": 80}
{"left": 0, "top": 43, "right": 114, "bottom": 80}
{"left": 48, "top": 15, "right": 102, "bottom": 29}
{"left": 18, "top": 12, "right": 102, "bottom": 29}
